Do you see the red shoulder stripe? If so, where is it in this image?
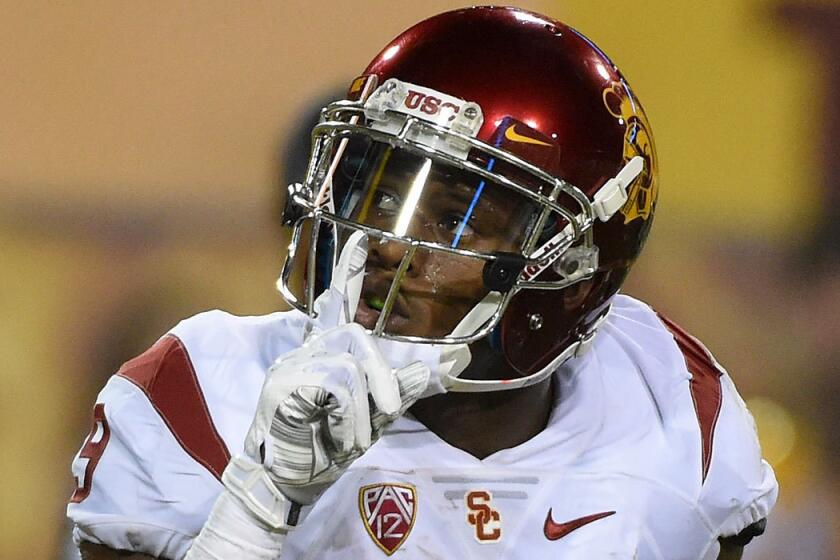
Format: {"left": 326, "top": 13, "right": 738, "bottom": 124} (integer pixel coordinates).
{"left": 69, "top": 403, "right": 111, "bottom": 503}
{"left": 657, "top": 313, "right": 723, "bottom": 483}
{"left": 117, "top": 334, "right": 231, "bottom": 481}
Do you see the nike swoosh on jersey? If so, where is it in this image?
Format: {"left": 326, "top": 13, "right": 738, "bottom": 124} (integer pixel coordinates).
{"left": 504, "top": 124, "right": 553, "bottom": 146}
{"left": 543, "top": 509, "right": 616, "bottom": 541}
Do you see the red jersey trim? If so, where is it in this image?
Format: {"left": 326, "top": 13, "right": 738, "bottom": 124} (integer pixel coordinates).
{"left": 70, "top": 403, "right": 111, "bottom": 503}
{"left": 117, "top": 334, "right": 231, "bottom": 481}
{"left": 657, "top": 314, "right": 723, "bottom": 483}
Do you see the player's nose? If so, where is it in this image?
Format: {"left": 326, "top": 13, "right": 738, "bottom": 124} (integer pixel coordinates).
{"left": 368, "top": 238, "right": 414, "bottom": 274}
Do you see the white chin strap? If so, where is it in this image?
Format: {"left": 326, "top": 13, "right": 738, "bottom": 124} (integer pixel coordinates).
{"left": 439, "top": 298, "right": 609, "bottom": 393}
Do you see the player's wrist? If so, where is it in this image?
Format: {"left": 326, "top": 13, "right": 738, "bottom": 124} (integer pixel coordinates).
{"left": 222, "top": 454, "right": 304, "bottom": 530}
{"left": 185, "top": 488, "right": 288, "bottom": 560}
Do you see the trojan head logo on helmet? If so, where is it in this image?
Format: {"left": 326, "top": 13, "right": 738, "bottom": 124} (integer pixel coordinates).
{"left": 279, "top": 6, "right": 658, "bottom": 391}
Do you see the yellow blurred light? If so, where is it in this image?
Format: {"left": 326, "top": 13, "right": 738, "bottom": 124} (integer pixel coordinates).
{"left": 746, "top": 397, "right": 797, "bottom": 466}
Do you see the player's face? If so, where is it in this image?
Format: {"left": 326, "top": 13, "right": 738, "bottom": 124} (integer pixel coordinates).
{"left": 351, "top": 158, "right": 535, "bottom": 338}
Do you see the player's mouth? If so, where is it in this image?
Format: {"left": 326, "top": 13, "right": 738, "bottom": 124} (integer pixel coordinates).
{"left": 355, "top": 283, "right": 411, "bottom": 332}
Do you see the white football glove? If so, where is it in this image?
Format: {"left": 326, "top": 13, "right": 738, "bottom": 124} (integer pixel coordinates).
{"left": 190, "top": 327, "right": 430, "bottom": 559}
{"left": 221, "top": 232, "right": 432, "bottom": 530}
{"left": 187, "top": 232, "right": 465, "bottom": 558}
{"left": 244, "top": 322, "right": 430, "bottom": 505}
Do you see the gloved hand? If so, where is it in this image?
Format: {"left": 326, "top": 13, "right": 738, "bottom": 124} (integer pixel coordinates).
{"left": 220, "top": 232, "right": 434, "bottom": 532}
{"left": 243, "top": 322, "right": 430, "bottom": 506}
{"left": 186, "top": 232, "right": 470, "bottom": 558}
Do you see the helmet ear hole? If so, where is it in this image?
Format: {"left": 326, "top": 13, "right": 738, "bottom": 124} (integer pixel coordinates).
{"left": 482, "top": 252, "right": 526, "bottom": 292}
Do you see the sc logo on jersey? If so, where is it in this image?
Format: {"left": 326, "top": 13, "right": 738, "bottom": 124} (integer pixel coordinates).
{"left": 466, "top": 490, "right": 502, "bottom": 543}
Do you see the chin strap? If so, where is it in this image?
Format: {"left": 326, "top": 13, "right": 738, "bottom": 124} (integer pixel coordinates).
{"left": 442, "top": 305, "right": 611, "bottom": 393}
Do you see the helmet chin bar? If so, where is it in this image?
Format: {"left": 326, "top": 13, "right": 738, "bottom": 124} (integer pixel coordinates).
{"left": 442, "top": 308, "right": 610, "bottom": 392}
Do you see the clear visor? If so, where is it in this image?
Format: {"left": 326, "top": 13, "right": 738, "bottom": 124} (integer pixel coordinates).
{"left": 283, "top": 135, "right": 564, "bottom": 341}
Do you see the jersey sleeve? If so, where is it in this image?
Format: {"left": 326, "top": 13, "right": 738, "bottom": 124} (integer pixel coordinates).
{"left": 67, "top": 367, "right": 221, "bottom": 558}
{"left": 699, "top": 371, "right": 779, "bottom": 538}
{"left": 66, "top": 308, "right": 306, "bottom": 558}
{"left": 654, "top": 309, "right": 779, "bottom": 542}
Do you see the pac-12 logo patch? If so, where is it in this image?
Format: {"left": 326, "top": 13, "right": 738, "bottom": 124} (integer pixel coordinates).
{"left": 359, "top": 483, "right": 417, "bottom": 555}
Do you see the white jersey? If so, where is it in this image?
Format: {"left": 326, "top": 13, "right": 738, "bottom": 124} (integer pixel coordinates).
{"left": 67, "top": 295, "right": 777, "bottom": 559}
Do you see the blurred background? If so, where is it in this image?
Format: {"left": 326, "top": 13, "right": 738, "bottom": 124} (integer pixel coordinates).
{"left": 1, "top": 0, "right": 838, "bottom": 557}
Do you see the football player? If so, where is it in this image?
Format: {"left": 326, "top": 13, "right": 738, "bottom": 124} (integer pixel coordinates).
{"left": 69, "top": 7, "right": 777, "bottom": 559}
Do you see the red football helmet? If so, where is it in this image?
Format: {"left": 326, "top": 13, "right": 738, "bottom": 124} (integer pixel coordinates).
{"left": 279, "top": 6, "right": 657, "bottom": 391}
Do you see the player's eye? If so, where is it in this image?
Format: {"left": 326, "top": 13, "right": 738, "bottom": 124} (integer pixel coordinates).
{"left": 440, "top": 214, "right": 474, "bottom": 238}
{"left": 373, "top": 191, "right": 400, "bottom": 213}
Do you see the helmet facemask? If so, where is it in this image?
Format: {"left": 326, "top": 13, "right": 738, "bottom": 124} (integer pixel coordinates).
{"left": 279, "top": 78, "right": 642, "bottom": 355}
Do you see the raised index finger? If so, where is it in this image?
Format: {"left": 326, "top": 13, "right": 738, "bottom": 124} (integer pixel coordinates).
{"left": 306, "top": 323, "right": 402, "bottom": 416}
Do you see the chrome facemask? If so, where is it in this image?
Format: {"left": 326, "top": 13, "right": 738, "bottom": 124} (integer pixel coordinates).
{"left": 277, "top": 78, "right": 641, "bottom": 345}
